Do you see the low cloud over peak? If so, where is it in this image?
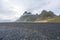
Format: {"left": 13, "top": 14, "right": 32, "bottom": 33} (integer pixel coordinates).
{"left": 0, "top": 0, "right": 60, "bottom": 22}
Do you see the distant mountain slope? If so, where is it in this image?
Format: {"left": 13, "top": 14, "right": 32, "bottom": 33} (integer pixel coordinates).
{"left": 16, "top": 11, "right": 38, "bottom": 22}
{"left": 16, "top": 10, "right": 60, "bottom": 22}
{"left": 39, "top": 10, "right": 56, "bottom": 17}
{"left": 36, "top": 10, "right": 56, "bottom": 21}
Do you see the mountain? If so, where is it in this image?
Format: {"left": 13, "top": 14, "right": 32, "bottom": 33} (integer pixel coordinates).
{"left": 39, "top": 10, "right": 56, "bottom": 18}
{"left": 36, "top": 10, "right": 56, "bottom": 20}
{"left": 16, "top": 10, "right": 60, "bottom": 22}
{"left": 16, "top": 11, "right": 38, "bottom": 22}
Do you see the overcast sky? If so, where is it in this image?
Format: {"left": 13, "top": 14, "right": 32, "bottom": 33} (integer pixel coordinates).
{"left": 0, "top": 0, "right": 60, "bottom": 22}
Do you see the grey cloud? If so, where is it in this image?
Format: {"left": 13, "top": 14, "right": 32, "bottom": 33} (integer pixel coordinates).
{"left": 0, "top": 0, "right": 51, "bottom": 22}
{"left": 0, "top": 0, "right": 60, "bottom": 22}
{"left": 10, "top": 0, "right": 50, "bottom": 12}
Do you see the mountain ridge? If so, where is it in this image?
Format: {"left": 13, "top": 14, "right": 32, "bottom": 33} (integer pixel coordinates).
{"left": 16, "top": 10, "right": 60, "bottom": 22}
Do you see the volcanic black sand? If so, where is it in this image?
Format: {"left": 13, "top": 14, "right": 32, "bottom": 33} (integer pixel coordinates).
{"left": 0, "top": 22, "right": 60, "bottom": 40}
